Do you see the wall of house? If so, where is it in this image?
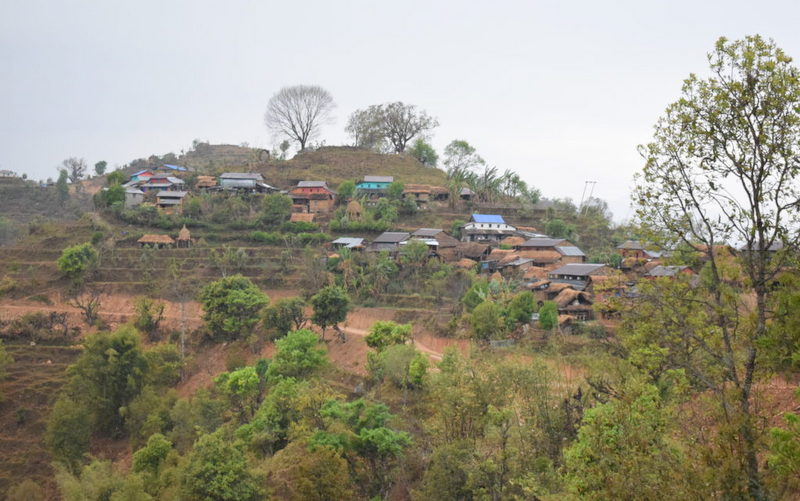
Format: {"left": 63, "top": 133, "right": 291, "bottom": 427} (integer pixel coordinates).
{"left": 309, "top": 198, "right": 334, "bottom": 213}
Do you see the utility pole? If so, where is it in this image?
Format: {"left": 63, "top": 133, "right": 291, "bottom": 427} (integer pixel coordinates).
{"left": 579, "top": 180, "right": 597, "bottom": 213}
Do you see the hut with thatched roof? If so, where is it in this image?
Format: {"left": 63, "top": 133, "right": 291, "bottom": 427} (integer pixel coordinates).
{"left": 138, "top": 234, "right": 175, "bottom": 248}
{"left": 177, "top": 225, "right": 192, "bottom": 248}
{"left": 553, "top": 288, "right": 594, "bottom": 321}
{"left": 346, "top": 199, "right": 363, "bottom": 221}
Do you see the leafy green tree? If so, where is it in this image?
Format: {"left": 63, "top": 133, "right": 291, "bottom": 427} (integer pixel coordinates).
{"left": 760, "top": 274, "right": 800, "bottom": 372}
{"left": 373, "top": 197, "right": 398, "bottom": 222}
{"left": 133, "top": 296, "right": 165, "bottom": 339}
{"left": 409, "top": 138, "right": 438, "bottom": 166}
{"left": 6, "top": 479, "right": 45, "bottom": 501}
{"left": 199, "top": 275, "right": 269, "bottom": 340}
{"left": 215, "top": 366, "right": 261, "bottom": 419}
{"left": 634, "top": 35, "right": 800, "bottom": 498}
{"left": 310, "top": 285, "right": 350, "bottom": 339}
{"left": 46, "top": 397, "right": 91, "bottom": 471}
{"left": 365, "top": 321, "right": 412, "bottom": 351}
{"left": 124, "top": 386, "right": 176, "bottom": 448}
{"left": 767, "top": 390, "right": 800, "bottom": 494}
{"left": 94, "top": 160, "right": 107, "bottom": 176}
{"left": 132, "top": 433, "right": 172, "bottom": 475}
{"left": 506, "top": 291, "right": 536, "bottom": 327}
{"left": 56, "top": 169, "right": 69, "bottom": 205}
{"left": 544, "top": 218, "right": 575, "bottom": 239}
{"left": 373, "top": 344, "right": 428, "bottom": 388}
{"left": 386, "top": 181, "right": 405, "bottom": 200}
{"left": 538, "top": 301, "right": 558, "bottom": 330}
{"left": 470, "top": 300, "right": 503, "bottom": 341}
{"left": 565, "top": 383, "right": 693, "bottom": 500}
{"left": 399, "top": 239, "right": 429, "bottom": 265}
{"left": 416, "top": 440, "right": 478, "bottom": 501}
{"left": 267, "top": 329, "right": 327, "bottom": 379}
{"left": 106, "top": 170, "right": 125, "bottom": 186}
{"left": 336, "top": 180, "right": 356, "bottom": 203}
{"left": 57, "top": 242, "right": 98, "bottom": 280}
{"left": 263, "top": 296, "right": 307, "bottom": 339}
{"left": 261, "top": 193, "right": 293, "bottom": 228}
{"left": 182, "top": 432, "right": 262, "bottom": 501}
{"left": 266, "top": 441, "right": 355, "bottom": 501}
{"left": 66, "top": 326, "right": 149, "bottom": 435}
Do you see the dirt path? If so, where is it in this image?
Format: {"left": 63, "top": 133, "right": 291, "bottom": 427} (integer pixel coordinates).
{"left": 339, "top": 325, "right": 444, "bottom": 361}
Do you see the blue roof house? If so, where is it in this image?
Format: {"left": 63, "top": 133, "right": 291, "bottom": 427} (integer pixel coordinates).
{"left": 461, "top": 214, "right": 516, "bottom": 242}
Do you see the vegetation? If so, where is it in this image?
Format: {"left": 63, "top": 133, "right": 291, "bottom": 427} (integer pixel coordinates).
{"left": 199, "top": 275, "right": 269, "bottom": 341}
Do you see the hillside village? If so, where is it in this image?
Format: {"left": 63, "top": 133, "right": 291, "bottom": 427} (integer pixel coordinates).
{"left": 2, "top": 34, "right": 800, "bottom": 501}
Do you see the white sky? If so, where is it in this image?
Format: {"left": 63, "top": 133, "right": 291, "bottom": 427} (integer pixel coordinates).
{"left": 2, "top": 0, "right": 799, "bottom": 221}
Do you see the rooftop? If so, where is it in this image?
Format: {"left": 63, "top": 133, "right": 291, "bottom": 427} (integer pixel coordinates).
{"left": 556, "top": 246, "right": 586, "bottom": 257}
{"left": 156, "top": 190, "right": 188, "bottom": 198}
{"left": 362, "top": 175, "right": 394, "bottom": 183}
{"left": 297, "top": 181, "right": 329, "bottom": 188}
{"left": 471, "top": 214, "right": 506, "bottom": 224}
{"left": 549, "top": 263, "right": 607, "bottom": 276}
{"left": 412, "top": 228, "right": 443, "bottom": 237}
{"left": 373, "top": 231, "right": 410, "bottom": 243}
{"left": 521, "top": 237, "right": 568, "bottom": 248}
{"left": 221, "top": 172, "right": 264, "bottom": 180}
{"left": 646, "top": 265, "right": 690, "bottom": 277}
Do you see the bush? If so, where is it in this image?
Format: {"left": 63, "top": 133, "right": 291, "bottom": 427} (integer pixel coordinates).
{"left": 199, "top": 275, "right": 269, "bottom": 341}
{"left": 282, "top": 221, "right": 319, "bottom": 233}
{"left": 250, "top": 231, "right": 283, "bottom": 244}
{"left": 56, "top": 242, "right": 98, "bottom": 280}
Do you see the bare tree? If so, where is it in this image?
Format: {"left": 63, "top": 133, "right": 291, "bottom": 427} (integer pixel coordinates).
{"left": 264, "top": 85, "right": 335, "bottom": 151}
{"left": 60, "top": 157, "right": 87, "bottom": 185}
{"left": 380, "top": 102, "right": 438, "bottom": 153}
{"left": 70, "top": 288, "right": 104, "bottom": 326}
{"left": 345, "top": 107, "right": 387, "bottom": 151}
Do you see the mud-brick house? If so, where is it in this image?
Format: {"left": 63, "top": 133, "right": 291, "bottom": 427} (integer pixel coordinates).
{"left": 220, "top": 173, "right": 276, "bottom": 193}
{"left": 616, "top": 240, "right": 648, "bottom": 259}
{"left": 156, "top": 191, "right": 188, "bottom": 213}
{"left": 461, "top": 214, "right": 517, "bottom": 242}
{"left": 548, "top": 263, "right": 609, "bottom": 291}
{"left": 553, "top": 288, "right": 595, "bottom": 321}
{"left": 124, "top": 188, "right": 144, "bottom": 208}
{"left": 289, "top": 181, "right": 335, "bottom": 213}
{"left": 555, "top": 245, "right": 587, "bottom": 263}
{"left": 357, "top": 176, "right": 393, "bottom": 198}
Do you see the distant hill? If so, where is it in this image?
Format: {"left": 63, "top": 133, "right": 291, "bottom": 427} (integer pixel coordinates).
{"left": 120, "top": 144, "right": 448, "bottom": 190}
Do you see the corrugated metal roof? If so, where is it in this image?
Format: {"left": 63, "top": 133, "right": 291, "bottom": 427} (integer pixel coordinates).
{"left": 521, "top": 237, "right": 567, "bottom": 248}
{"left": 616, "top": 240, "right": 644, "bottom": 250}
{"left": 332, "top": 237, "right": 364, "bottom": 248}
{"left": 221, "top": 172, "right": 263, "bottom": 180}
{"left": 156, "top": 190, "right": 188, "bottom": 197}
{"left": 162, "top": 164, "right": 187, "bottom": 171}
{"left": 471, "top": 214, "right": 505, "bottom": 224}
{"left": 556, "top": 246, "right": 586, "bottom": 257}
{"left": 297, "top": 181, "right": 328, "bottom": 188}
{"left": 412, "top": 228, "right": 443, "bottom": 237}
{"left": 373, "top": 232, "right": 410, "bottom": 243}
{"left": 549, "top": 263, "right": 606, "bottom": 276}
{"left": 363, "top": 175, "right": 394, "bottom": 183}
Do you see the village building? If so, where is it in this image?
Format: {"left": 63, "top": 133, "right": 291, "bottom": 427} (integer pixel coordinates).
{"left": 460, "top": 187, "right": 474, "bottom": 201}
{"left": 219, "top": 172, "right": 276, "bottom": 193}
{"left": 289, "top": 181, "right": 336, "bottom": 213}
{"left": 140, "top": 174, "right": 186, "bottom": 192}
{"left": 331, "top": 237, "right": 365, "bottom": 250}
{"left": 156, "top": 164, "right": 188, "bottom": 174}
{"left": 367, "top": 231, "right": 410, "bottom": 254}
{"left": 124, "top": 187, "right": 144, "bottom": 208}
{"left": 176, "top": 225, "right": 192, "bottom": 248}
{"left": 156, "top": 190, "right": 188, "bottom": 213}
{"left": 616, "top": 240, "right": 648, "bottom": 259}
{"left": 548, "top": 263, "right": 609, "bottom": 291}
{"left": 461, "top": 214, "right": 517, "bottom": 242}
{"left": 457, "top": 242, "right": 492, "bottom": 262}
{"left": 555, "top": 245, "right": 587, "bottom": 263}
{"left": 645, "top": 265, "right": 693, "bottom": 278}
{"left": 138, "top": 234, "right": 175, "bottom": 248}
{"left": 519, "top": 237, "right": 571, "bottom": 251}
{"left": 553, "top": 288, "right": 595, "bottom": 321}
{"left": 128, "top": 169, "right": 153, "bottom": 183}
{"left": 289, "top": 212, "right": 315, "bottom": 223}
{"left": 411, "top": 228, "right": 460, "bottom": 248}
{"left": 357, "top": 175, "right": 394, "bottom": 198}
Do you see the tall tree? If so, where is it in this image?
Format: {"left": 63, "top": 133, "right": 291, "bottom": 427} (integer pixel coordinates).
{"left": 409, "top": 138, "right": 438, "bottom": 166}
{"left": 61, "top": 157, "right": 87, "bottom": 185}
{"left": 345, "top": 107, "right": 386, "bottom": 150}
{"left": 199, "top": 275, "right": 269, "bottom": 340}
{"left": 94, "top": 160, "right": 107, "bottom": 176}
{"left": 310, "top": 285, "right": 350, "bottom": 340}
{"left": 264, "top": 85, "right": 335, "bottom": 151}
{"left": 56, "top": 169, "right": 69, "bottom": 205}
{"left": 380, "top": 101, "right": 438, "bottom": 153}
{"left": 634, "top": 35, "right": 800, "bottom": 500}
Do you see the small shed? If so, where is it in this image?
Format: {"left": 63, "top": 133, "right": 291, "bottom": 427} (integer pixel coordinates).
{"left": 138, "top": 234, "right": 175, "bottom": 248}
{"left": 177, "top": 225, "right": 192, "bottom": 248}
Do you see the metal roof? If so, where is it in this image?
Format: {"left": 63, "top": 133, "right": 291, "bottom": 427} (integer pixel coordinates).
{"left": 162, "top": 164, "right": 187, "bottom": 171}
{"left": 131, "top": 169, "right": 152, "bottom": 177}
{"left": 362, "top": 175, "right": 394, "bottom": 183}
{"left": 412, "top": 228, "right": 443, "bottom": 237}
{"left": 332, "top": 237, "right": 364, "bottom": 248}
{"left": 549, "top": 263, "right": 606, "bottom": 276}
{"left": 521, "top": 237, "right": 567, "bottom": 248}
{"left": 125, "top": 188, "right": 144, "bottom": 194}
{"left": 646, "top": 265, "right": 689, "bottom": 277}
{"left": 617, "top": 240, "right": 644, "bottom": 250}
{"left": 221, "top": 172, "right": 263, "bottom": 180}
{"left": 297, "top": 181, "right": 329, "bottom": 188}
{"left": 373, "top": 232, "right": 410, "bottom": 243}
{"left": 556, "top": 246, "right": 586, "bottom": 257}
{"left": 156, "top": 190, "right": 188, "bottom": 197}
{"left": 471, "top": 214, "right": 505, "bottom": 224}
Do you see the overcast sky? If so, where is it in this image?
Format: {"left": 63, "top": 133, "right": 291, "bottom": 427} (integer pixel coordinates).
{"left": 2, "top": 0, "right": 799, "bottom": 221}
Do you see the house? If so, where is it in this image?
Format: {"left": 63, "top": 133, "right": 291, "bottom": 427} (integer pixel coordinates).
{"left": 548, "top": 263, "right": 609, "bottom": 290}
{"left": 616, "top": 240, "right": 648, "bottom": 259}
{"left": 645, "top": 265, "right": 693, "bottom": 278}
{"left": 555, "top": 246, "right": 587, "bottom": 263}
{"left": 129, "top": 169, "right": 153, "bottom": 183}
{"left": 460, "top": 187, "right": 474, "bottom": 201}
{"left": 403, "top": 184, "right": 431, "bottom": 206}
{"left": 553, "top": 288, "right": 595, "bottom": 321}
{"left": 461, "top": 214, "right": 517, "bottom": 242}
{"left": 140, "top": 175, "right": 185, "bottom": 192}
{"left": 520, "top": 237, "right": 570, "bottom": 251}
{"left": 357, "top": 176, "right": 394, "bottom": 197}
{"left": 500, "top": 235, "right": 527, "bottom": 249}
{"left": 411, "top": 228, "right": 460, "bottom": 248}
{"left": 138, "top": 234, "right": 175, "bottom": 248}
{"left": 367, "top": 232, "right": 410, "bottom": 254}
{"left": 289, "top": 181, "right": 336, "bottom": 213}
{"left": 156, "top": 190, "right": 188, "bottom": 213}
{"left": 220, "top": 173, "right": 276, "bottom": 193}
{"left": 457, "top": 242, "right": 491, "bottom": 261}
{"left": 124, "top": 188, "right": 144, "bottom": 208}
{"left": 331, "top": 237, "right": 365, "bottom": 250}
{"left": 176, "top": 225, "right": 192, "bottom": 248}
